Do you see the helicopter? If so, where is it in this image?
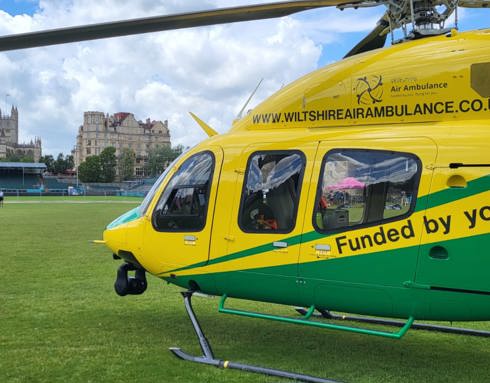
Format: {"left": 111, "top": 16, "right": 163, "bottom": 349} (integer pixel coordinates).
{"left": 1, "top": 1, "right": 489, "bottom": 382}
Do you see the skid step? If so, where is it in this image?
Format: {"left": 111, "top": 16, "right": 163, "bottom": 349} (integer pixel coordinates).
{"left": 219, "top": 294, "right": 414, "bottom": 339}
{"left": 294, "top": 308, "right": 490, "bottom": 338}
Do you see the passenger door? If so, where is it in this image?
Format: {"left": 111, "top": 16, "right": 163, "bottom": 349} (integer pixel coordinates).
{"left": 215, "top": 143, "right": 317, "bottom": 304}
{"left": 143, "top": 147, "right": 223, "bottom": 274}
{"left": 298, "top": 138, "right": 437, "bottom": 314}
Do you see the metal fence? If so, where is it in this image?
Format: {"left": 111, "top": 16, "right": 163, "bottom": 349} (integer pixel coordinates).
{"left": 1, "top": 188, "right": 147, "bottom": 197}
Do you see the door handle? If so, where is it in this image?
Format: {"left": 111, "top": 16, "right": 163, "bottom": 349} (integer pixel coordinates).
{"left": 273, "top": 241, "right": 288, "bottom": 252}
{"left": 273, "top": 241, "right": 288, "bottom": 249}
{"left": 184, "top": 235, "right": 197, "bottom": 246}
{"left": 314, "top": 244, "right": 331, "bottom": 258}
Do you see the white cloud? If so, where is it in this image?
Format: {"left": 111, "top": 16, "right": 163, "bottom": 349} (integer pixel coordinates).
{"left": 2, "top": 0, "right": 481, "bottom": 156}
{"left": 0, "top": 0, "right": 342, "bottom": 155}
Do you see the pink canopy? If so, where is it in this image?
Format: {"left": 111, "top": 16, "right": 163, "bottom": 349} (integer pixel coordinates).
{"left": 328, "top": 177, "right": 365, "bottom": 190}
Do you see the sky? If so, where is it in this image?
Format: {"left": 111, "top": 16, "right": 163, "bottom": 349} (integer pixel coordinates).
{"left": 0, "top": 0, "right": 488, "bottom": 156}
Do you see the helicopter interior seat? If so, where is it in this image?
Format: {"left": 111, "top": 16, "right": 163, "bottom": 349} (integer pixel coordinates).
{"left": 363, "top": 182, "right": 389, "bottom": 223}
{"left": 240, "top": 177, "right": 297, "bottom": 231}
{"left": 241, "top": 194, "right": 273, "bottom": 231}
{"left": 266, "top": 177, "right": 297, "bottom": 230}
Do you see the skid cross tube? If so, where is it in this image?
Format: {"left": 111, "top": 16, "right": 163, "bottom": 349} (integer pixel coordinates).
{"left": 294, "top": 308, "right": 490, "bottom": 338}
{"left": 219, "top": 294, "right": 414, "bottom": 339}
{"left": 170, "top": 291, "right": 342, "bottom": 383}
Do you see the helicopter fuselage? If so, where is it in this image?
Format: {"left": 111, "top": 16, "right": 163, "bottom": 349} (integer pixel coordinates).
{"left": 104, "top": 28, "right": 490, "bottom": 322}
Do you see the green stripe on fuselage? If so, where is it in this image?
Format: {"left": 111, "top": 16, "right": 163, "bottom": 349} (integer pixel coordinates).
{"left": 415, "top": 174, "right": 490, "bottom": 212}
{"left": 161, "top": 232, "right": 305, "bottom": 274}
{"left": 165, "top": 233, "right": 490, "bottom": 321}
{"left": 159, "top": 174, "right": 489, "bottom": 276}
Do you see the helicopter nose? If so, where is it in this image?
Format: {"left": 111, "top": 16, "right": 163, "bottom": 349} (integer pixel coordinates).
{"left": 104, "top": 222, "right": 148, "bottom": 297}
{"left": 103, "top": 225, "right": 126, "bottom": 256}
{"left": 103, "top": 206, "right": 143, "bottom": 255}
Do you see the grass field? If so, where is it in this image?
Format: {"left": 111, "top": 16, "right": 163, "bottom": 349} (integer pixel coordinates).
{"left": 1, "top": 197, "right": 489, "bottom": 383}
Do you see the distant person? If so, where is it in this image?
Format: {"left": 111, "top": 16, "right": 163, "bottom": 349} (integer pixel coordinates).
{"left": 0, "top": 190, "right": 4, "bottom": 207}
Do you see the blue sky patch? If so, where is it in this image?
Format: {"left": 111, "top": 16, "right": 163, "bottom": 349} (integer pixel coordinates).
{"left": 0, "top": 0, "right": 38, "bottom": 16}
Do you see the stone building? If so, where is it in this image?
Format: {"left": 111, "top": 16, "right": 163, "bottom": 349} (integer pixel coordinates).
{"left": 73, "top": 111, "right": 171, "bottom": 176}
{"left": 0, "top": 106, "right": 42, "bottom": 162}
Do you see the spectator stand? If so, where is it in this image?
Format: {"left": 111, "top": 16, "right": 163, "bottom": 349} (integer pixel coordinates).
{"left": 0, "top": 162, "right": 156, "bottom": 198}
{"left": 0, "top": 162, "right": 46, "bottom": 195}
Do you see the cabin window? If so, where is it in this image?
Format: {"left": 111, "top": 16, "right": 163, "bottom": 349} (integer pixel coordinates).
{"left": 314, "top": 149, "right": 421, "bottom": 232}
{"left": 152, "top": 151, "right": 214, "bottom": 232}
{"left": 239, "top": 151, "right": 305, "bottom": 233}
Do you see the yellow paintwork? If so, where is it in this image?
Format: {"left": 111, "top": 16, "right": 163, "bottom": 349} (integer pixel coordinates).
{"left": 189, "top": 112, "right": 219, "bottom": 137}
{"left": 142, "top": 146, "right": 224, "bottom": 272}
{"left": 233, "top": 29, "right": 490, "bottom": 131}
{"left": 103, "top": 29, "right": 490, "bottom": 286}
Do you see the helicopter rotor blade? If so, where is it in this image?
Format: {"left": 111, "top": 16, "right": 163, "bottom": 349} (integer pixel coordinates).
{"left": 458, "top": 0, "right": 490, "bottom": 7}
{"left": 343, "top": 13, "right": 390, "bottom": 58}
{"left": 0, "top": 0, "right": 361, "bottom": 52}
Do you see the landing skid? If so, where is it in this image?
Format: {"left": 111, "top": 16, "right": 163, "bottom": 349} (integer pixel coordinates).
{"left": 294, "top": 308, "right": 490, "bottom": 338}
{"left": 170, "top": 291, "right": 342, "bottom": 383}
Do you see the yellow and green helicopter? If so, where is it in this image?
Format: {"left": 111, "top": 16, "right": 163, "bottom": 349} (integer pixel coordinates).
{"left": 1, "top": 1, "right": 489, "bottom": 382}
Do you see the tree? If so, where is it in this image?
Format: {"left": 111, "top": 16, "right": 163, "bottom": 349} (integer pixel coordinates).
{"left": 118, "top": 148, "right": 135, "bottom": 181}
{"left": 53, "top": 153, "right": 73, "bottom": 174}
{"left": 3, "top": 150, "right": 34, "bottom": 163}
{"left": 65, "top": 154, "right": 74, "bottom": 170}
{"left": 99, "top": 146, "right": 116, "bottom": 182}
{"left": 78, "top": 155, "right": 102, "bottom": 182}
{"left": 172, "top": 144, "right": 185, "bottom": 158}
{"left": 145, "top": 144, "right": 184, "bottom": 177}
{"left": 146, "top": 145, "right": 173, "bottom": 177}
{"left": 39, "top": 154, "right": 55, "bottom": 172}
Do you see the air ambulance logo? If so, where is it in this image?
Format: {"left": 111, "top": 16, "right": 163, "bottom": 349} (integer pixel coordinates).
{"left": 355, "top": 75, "right": 383, "bottom": 105}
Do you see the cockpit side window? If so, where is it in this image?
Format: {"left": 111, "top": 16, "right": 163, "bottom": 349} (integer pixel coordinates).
{"left": 152, "top": 151, "right": 214, "bottom": 232}
{"left": 313, "top": 149, "right": 421, "bottom": 233}
{"left": 239, "top": 151, "right": 305, "bottom": 233}
{"left": 139, "top": 153, "right": 185, "bottom": 216}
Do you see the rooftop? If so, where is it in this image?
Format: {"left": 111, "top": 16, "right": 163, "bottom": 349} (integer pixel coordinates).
{"left": 0, "top": 162, "right": 47, "bottom": 169}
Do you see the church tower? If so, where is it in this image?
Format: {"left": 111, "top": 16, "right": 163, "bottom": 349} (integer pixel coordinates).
{"left": 11, "top": 105, "right": 18, "bottom": 144}
{"left": 0, "top": 105, "right": 42, "bottom": 162}
{"left": 0, "top": 105, "right": 19, "bottom": 145}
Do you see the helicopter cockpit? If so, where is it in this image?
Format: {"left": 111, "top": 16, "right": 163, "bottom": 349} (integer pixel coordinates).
{"left": 152, "top": 151, "right": 213, "bottom": 231}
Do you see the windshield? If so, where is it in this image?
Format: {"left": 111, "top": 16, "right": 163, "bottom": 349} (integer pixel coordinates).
{"left": 138, "top": 153, "right": 185, "bottom": 215}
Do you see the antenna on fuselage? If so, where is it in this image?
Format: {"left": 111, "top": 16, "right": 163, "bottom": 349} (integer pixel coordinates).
{"left": 236, "top": 78, "right": 263, "bottom": 120}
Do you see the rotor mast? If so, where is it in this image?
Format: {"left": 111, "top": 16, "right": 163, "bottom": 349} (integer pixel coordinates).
{"left": 339, "top": 0, "right": 474, "bottom": 45}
